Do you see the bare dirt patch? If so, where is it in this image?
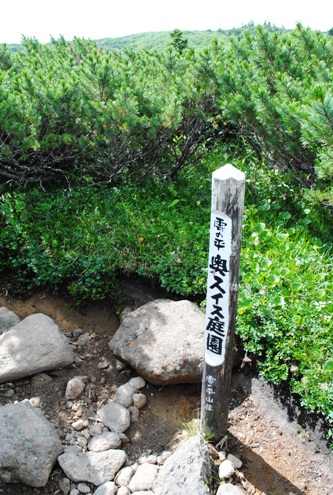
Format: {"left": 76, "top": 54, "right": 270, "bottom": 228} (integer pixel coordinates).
{"left": 0, "top": 288, "right": 332, "bottom": 495}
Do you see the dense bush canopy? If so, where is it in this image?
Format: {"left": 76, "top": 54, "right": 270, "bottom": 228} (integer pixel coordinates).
{"left": 1, "top": 25, "right": 333, "bottom": 205}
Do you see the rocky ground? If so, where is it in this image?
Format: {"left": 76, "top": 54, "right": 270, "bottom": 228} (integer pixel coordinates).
{"left": 0, "top": 284, "right": 332, "bottom": 495}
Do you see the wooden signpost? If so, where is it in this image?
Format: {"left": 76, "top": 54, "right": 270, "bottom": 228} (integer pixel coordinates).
{"left": 200, "top": 164, "right": 245, "bottom": 442}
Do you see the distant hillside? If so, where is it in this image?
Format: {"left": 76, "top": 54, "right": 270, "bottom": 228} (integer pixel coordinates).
{"left": 95, "top": 30, "right": 228, "bottom": 52}
{"left": 95, "top": 23, "right": 286, "bottom": 51}
{"left": 3, "top": 23, "right": 288, "bottom": 53}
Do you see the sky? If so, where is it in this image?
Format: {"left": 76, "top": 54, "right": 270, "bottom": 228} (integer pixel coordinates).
{"left": 0, "top": 0, "right": 332, "bottom": 44}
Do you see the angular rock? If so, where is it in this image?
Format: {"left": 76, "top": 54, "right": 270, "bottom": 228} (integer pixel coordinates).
{"left": 0, "top": 313, "right": 74, "bottom": 384}
{"left": 65, "top": 377, "right": 86, "bottom": 400}
{"left": 77, "top": 332, "right": 90, "bottom": 347}
{"left": 154, "top": 435, "right": 211, "bottom": 495}
{"left": 98, "top": 402, "right": 130, "bottom": 433}
{"left": 88, "top": 432, "right": 121, "bottom": 452}
{"left": 109, "top": 299, "right": 205, "bottom": 385}
{"left": 58, "top": 449, "right": 126, "bottom": 486}
{"left": 0, "top": 307, "right": 20, "bottom": 334}
{"left": 216, "top": 483, "right": 247, "bottom": 495}
{"left": 128, "top": 463, "right": 159, "bottom": 492}
{"left": 59, "top": 477, "right": 71, "bottom": 495}
{"left": 0, "top": 401, "right": 63, "bottom": 487}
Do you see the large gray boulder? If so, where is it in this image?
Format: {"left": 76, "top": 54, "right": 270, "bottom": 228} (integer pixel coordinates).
{"left": 109, "top": 299, "right": 205, "bottom": 385}
{"left": 154, "top": 434, "right": 211, "bottom": 495}
{"left": 0, "top": 313, "right": 74, "bottom": 384}
{"left": 0, "top": 307, "right": 20, "bottom": 335}
{"left": 0, "top": 401, "right": 63, "bottom": 487}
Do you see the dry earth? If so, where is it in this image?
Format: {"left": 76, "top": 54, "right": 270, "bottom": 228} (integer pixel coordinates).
{"left": 0, "top": 284, "right": 332, "bottom": 495}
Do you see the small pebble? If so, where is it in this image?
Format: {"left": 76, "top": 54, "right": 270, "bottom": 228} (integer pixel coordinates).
{"left": 133, "top": 393, "right": 147, "bottom": 409}
{"left": 227, "top": 453, "right": 242, "bottom": 469}
{"left": 59, "top": 477, "right": 71, "bottom": 495}
{"left": 116, "top": 360, "right": 127, "bottom": 371}
{"left": 76, "top": 332, "right": 90, "bottom": 347}
{"left": 129, "top": 377, "right": 146, "bottom": 389}
{"left": 97, "top": 360, "right": 110, "bottom": 369}
{"left": 77, "top": 482, "right": 91, "bottom": 493}
{"left": 72, "top": 419, "right": 89, "bottom": 431}
{"left": 219, "top": 459, "right": 235, "bottom": 479}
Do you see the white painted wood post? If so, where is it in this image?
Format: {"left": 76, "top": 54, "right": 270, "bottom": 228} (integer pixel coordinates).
{"left": 200, "top": 164, "right": 245, "bottom": 441}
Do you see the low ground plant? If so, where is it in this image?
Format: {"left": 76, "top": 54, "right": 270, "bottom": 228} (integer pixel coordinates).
{"left": 0, "top": 148, "right": 332, "bottom": 438}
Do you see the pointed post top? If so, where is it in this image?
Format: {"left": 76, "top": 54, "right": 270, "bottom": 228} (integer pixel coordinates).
{"left": 212, "top": 163, "right": 245, "bottom": 182}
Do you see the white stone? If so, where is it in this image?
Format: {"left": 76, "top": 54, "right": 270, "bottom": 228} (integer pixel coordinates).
{"left": 77, "top": 482, "right": 91, "bottom": 493}
{"left": 218, "top": 460, "right": 235, "bottom": 479}
{"left": 88, "top": 432, "right": 121, "bottom": 452}
{"left": 115, "top": 465, "right": 135, "bottom": 486}
{"left": 97, "top": 360, "right": 110, "bottom": 369}
{"left": 128, "top": 463, "right": 159, "bottom": 492}
{"left": 116, "top": 382, "right": 137, "bottom": 407}
{"left": 116, "top": 487, "right": 130, "bottom": 495}
{"left": 97, "top": 402, "right": 130, "bottom": 433}
{"left": 216, "top": 483, "right": 247, "bottom": 495}
{"left": 132, "top": 393, "right": 147, "bottom": 410}
{"left": 93, "top": 481, "right": 116, "bottom": 495}
{"left": 72, "top": 419, "right": 89, "bottom": 431}
{"left": 128, "top": 377, "right": 146, "bottom": 389}
{"left": 227, "top": 453, "right": 243, "bottom": 469}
